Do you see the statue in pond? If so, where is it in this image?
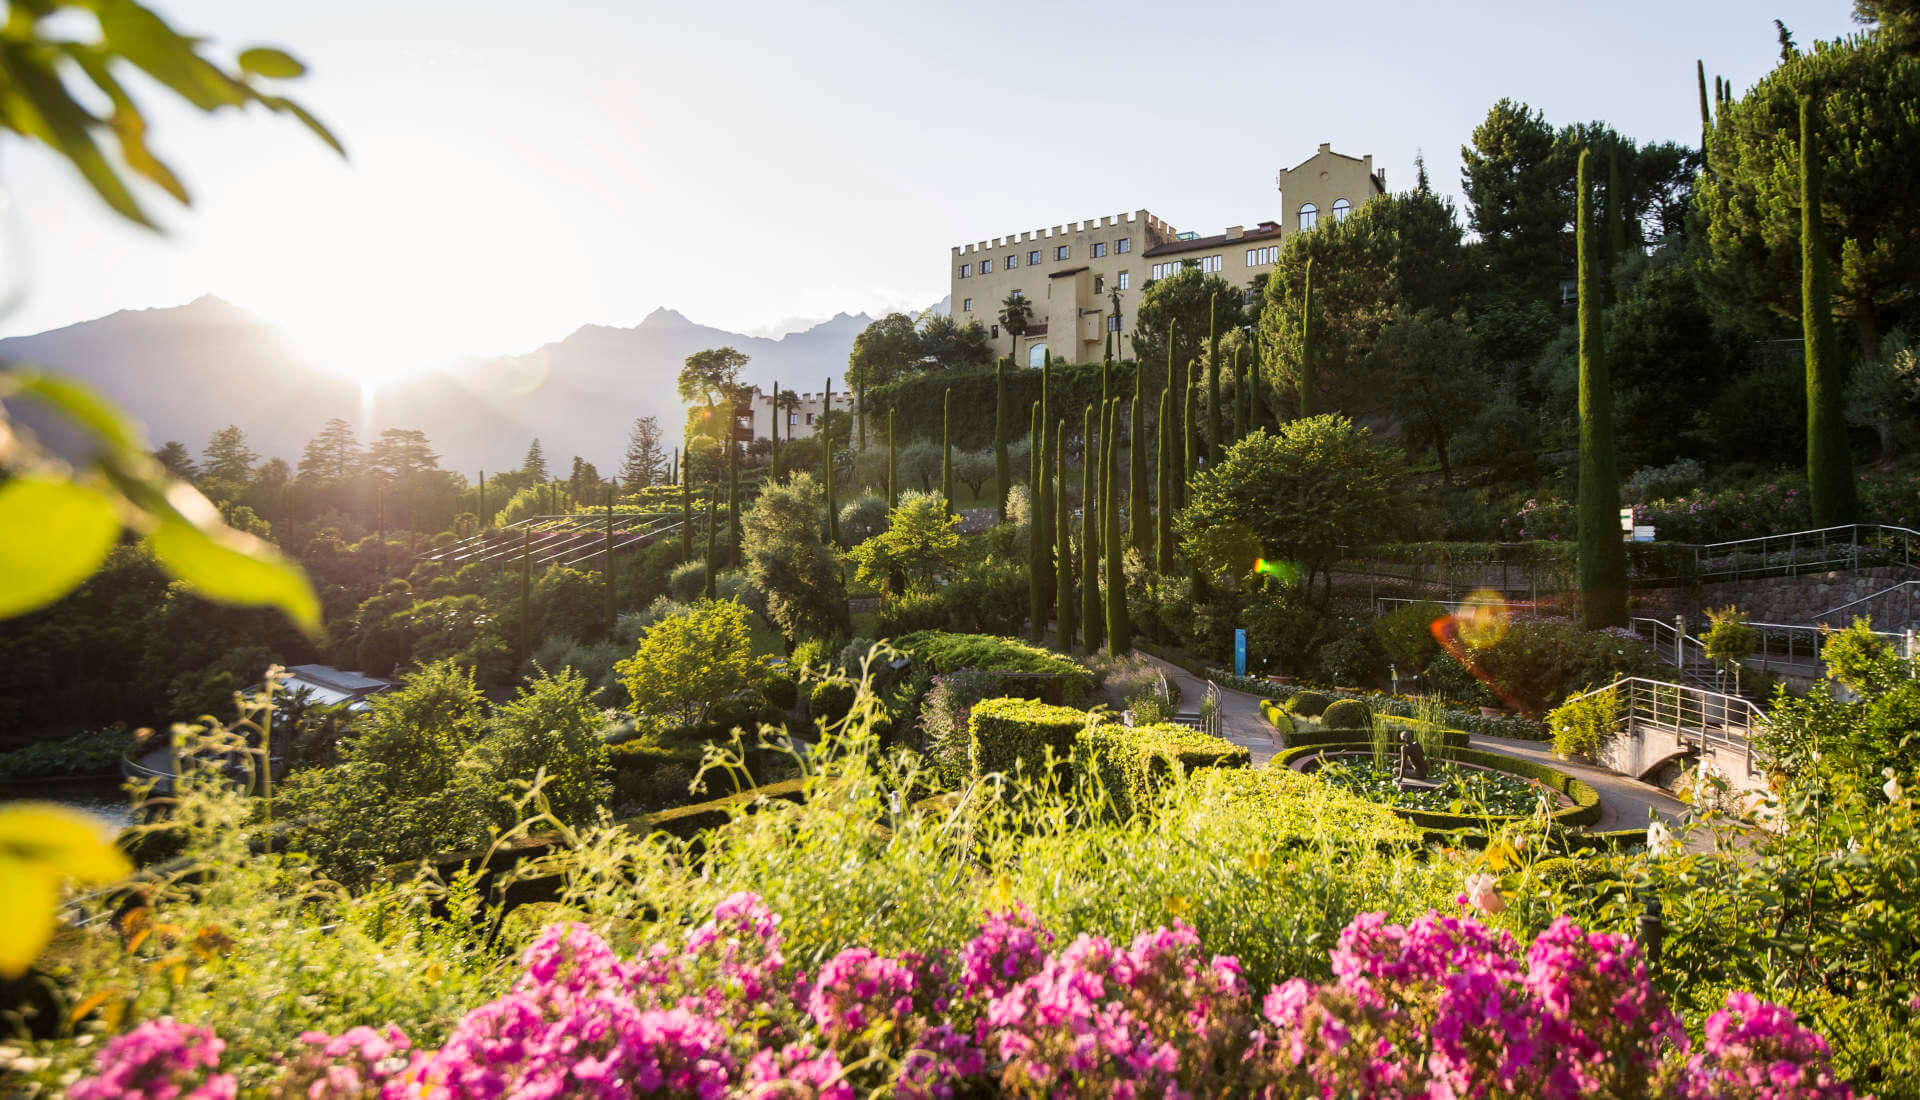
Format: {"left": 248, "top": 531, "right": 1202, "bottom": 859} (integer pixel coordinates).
{"left": 1397, "top": 729, "right": 1429, "bottom": 782}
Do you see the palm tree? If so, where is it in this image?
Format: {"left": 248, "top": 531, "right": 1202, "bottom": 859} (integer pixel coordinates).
{"left": 999, "top": 291, "right": 1033, "bottom": 364}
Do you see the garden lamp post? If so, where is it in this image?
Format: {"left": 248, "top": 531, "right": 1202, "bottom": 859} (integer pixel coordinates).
{"left": 1636, "top": 895, "right": 1664, "bottom": 973}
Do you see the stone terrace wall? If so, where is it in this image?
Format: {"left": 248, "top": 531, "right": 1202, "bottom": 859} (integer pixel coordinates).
{"left": 1632, "top": 566, "right": 1919, "bottom": 627}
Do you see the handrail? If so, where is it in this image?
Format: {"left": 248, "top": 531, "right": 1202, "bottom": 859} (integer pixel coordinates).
{"left": 1691, "top": 522, "right": 1920, "bottom": 554}
{"left": 1809, "top": 579, "right": 1920, "bottom": 625}
{"left": 1563, "top": 676, "right": 1767, "bottom": 773}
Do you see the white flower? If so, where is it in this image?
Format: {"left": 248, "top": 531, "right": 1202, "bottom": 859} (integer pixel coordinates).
{"left": 1646, "top": 821, "right": 1681, "bottom": 855}
{"left": 1885, "top": 773, "right": 1905, "bottom": 804}
{"left": 1464, "top": 873, "right": 1505, "bottom": 915}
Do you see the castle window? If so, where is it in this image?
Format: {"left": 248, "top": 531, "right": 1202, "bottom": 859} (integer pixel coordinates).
{"left": 806, "top": 413, "right": 814, "bottom": 425}
{"left": 992, "top": 324, "right": 1000, "bottom": 338}
{"left": 981, "top": 258, "right": 993, "bottom": 273}
{"left": 1091, "top": 241, "right": 1107, "bottom": 258}
{"left": 1117, "top": 271, "right": 1130, "bottom": 290}
{"left": 960, "top": 263, "right": 972, "bottom": 278}
{"left": 1298, "top": 203, "right": 1318, "bottom": 231}
{"left": 1029, "top": 250, "right": 1041, "bottom": 265}
{"left": 963, "top": 298, "right": 973, "bottom": 312}
{"left": 1094, "top": 274, "right": 1105, "bottom": 293}
{"left": 1200, "top": 255, "right": 1223, "bottom": 274}
{"left": 1055, "top": 244, "right": 1070, "bottom": 261}
{"left": 1332, "top": 198, "right": 1352, "bottom": 223}
{"left": 1246, "top": 246, "right": 1278, "bottom": 266}
{"left": 1006, "top": 254, "right": 1018, "bottom": 269}
{"left": 1117, "top": 237, "right": 1131, "bottom": 253}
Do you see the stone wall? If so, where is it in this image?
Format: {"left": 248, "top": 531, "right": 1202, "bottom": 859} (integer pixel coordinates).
{"left": 1633, "top": 566, "right": 1920, "bottom": 628}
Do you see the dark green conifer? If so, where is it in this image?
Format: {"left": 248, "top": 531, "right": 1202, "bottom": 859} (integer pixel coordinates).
{"left": 1207, "top": 293, "right": 1222, "bottom": 464}
{"left": 1080, "top": 402, "right": 1102, "bottom": 655}
{"left": 1104, "top": 398, "right": 1129, "bottom": 654}
{"left": 1697, "top": 60, "right": 1712, "bottom": 168}
{"left": 1299, "top": 258, "right": 1316, "bottom": 417}
{"left": 994, "top": 359, "right": 1010, "bottom": 521}
{"left": 1029, "top": 400, "right": 1045, "bottom": 643}
{"left": 1575, "top": 147, "right": 1628, "bottom": 628}
{"left": 822, "top": 377, "right": 838, "bottom": 544}
{"left": 703, "top": 495, "right": 717, "bottom": 600}
{"left": 888, "top": 409, "right": 898, "bottom": 508}
{"left": 1054, "top": 417, "right": 1073, "bottom": 650}
{"left": 942, "top": 387, "right": 954, "bottom": 514}
{"left": 1157, "top": 385, "right": 1174, "bottom": 574}
{"left": 1801, "top": 97, "right": 1858, "bottom": 526}
{"left": 1130, "top": 363, "right": 1148, "bottom": 553}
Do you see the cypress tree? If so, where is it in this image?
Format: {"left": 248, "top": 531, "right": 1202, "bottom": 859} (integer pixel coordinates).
{"left": 1105, "top": 398, "right": 1129, "bottom": 654}
{"left": 727, "top": 442, "right": 739, "bottom": 565}
{"left": 1801, "top": 97, "right": 1858, "bottom": 526}
{"left": 1575, "top": 147, "right": 1628, "bottom": 629}
{"left": 1231, "top": 345, "right": 1246, "bottom": 443}
{"left": 679, "top": 452, "right": 693, "bottom": 560}
{"left": 769, "top": 379, "right": 779, "bottom": 476}
{"left": 1103, "top": 330, "right": 1113, "bottom": 363}
{"left": 857, "top": 385, "right": 866, "bottom": 452}
{"left": 1157, "top": 385, "right": 1174, "bottom": 574}
{"left": 1054, "top": 417, "right": 1073, "bottom": 650}
{"left": 1028, "top": 400, "right": 1045, "bottom": 643}
{"left": 1129, "top": 365, "right": 1148, "bottom": 553}
{"left": 994, "top": 359, "right": 1010, "bottom": 521}
{"left": 822, "top": 377, "right": 839, "bottom": 545}
{"left": 703, "top": 495, "right": 717, "bottom": 600}
{"left": 942, "top": 387, "right": 954, "bottom": 514}
{"left": 1081, "top": 402, "right": 1102, "bottom": 654}
{"left": 888, "top": 409, "right": 898, "bottom": 509}
{"left": 1038, "top": 359, "right": 1053, "bottom": 608}
{"left": 1207, "top": 293, "right": 1222, "bottom": 464}
{"left": 604, "top": 482, "right": 615, "bottom": 632}
{"left": 1299, "top": 258, "right": 1316, "bottom": 418}
{"left": 1697, "top": 60, "right": 1711, "bottom": 168}
{"left": 1183, "top": 362, "right": 1198, "bottom": 499}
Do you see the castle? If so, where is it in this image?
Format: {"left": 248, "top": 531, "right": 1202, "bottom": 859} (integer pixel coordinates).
{"left": 949, "top": 144, "right": 1386, "bottom": 366}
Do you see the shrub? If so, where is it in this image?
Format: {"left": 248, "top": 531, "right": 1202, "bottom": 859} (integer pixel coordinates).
{"left": 0, "top": 727, "right": 134, "bottom": 780}
{"left": 1374, "top": 600, "right": 1444, "bottom": 672}
{"left": 809, "top": 679, "right": 857, "bottom": 726}
{"left": 667, "top": 559, "right": 707, "bottom": 603}
{"left": 838, "top": 493, "right": 891, "bottom": 543}
{"left": 938, "top": 555, "right": 1028, "bottom": 635}
{"left": 876, "top": 589, "right": 948, "bottom": 636}
{"left": 605, "top": 736, "right": 705, "bottom": 810}
{"left": 614, "top": 599, "right": 759, "bottom": 735}
{"left": 1315, "top": 630, "right": 1383, "bottom": 687}
{"left": 1702, "top": 605, "right": 1759, "bottom": 671}
{"left": 1546, "top": 685, "right": 1618, "bottom": 759}
{"left": 1322, "top": 698, "right": 1372, "bottom": 730}
{"left": 1074, "top": 721, "right": 1251, "bottom": 819}
{"left": 760, "top": 668, "right": 799, "bottom": 711}
{"left": 893, "top": 631, "right": 1093, "bottom": 701}
{"left": 1622, "top": 457, "right": 1705, "bottom": 504}
{"left": 1287, "top": 690, "right": 1332, "bottom": 717}
{"left": 967, "top": 697, "right": 1092, "bottom": 780}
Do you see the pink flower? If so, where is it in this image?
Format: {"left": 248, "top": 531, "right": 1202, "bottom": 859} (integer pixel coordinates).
{"left": 69, "top": 1018, "right": 236, "bottom": 1100}
{"left": 1463, "top": 873, "right": 1506, "bottom": 915}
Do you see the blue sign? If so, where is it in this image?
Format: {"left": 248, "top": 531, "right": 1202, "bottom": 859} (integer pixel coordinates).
{"left": 1233, "top": 628, "right": 1247, "bottom": 677}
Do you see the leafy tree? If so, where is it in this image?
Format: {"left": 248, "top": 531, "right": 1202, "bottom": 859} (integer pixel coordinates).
{"left": 1855, "top": 0, "right": 1920, "bottom": 54}
{"left": 154, "top": 441, "right": 197, "bottom": 480}
{"left": 1372, "top": 309, "right": 1487, "bottom": 483}
{"left": 1260, "top": 189, "right": 1468, "bottom": 417}
{"left": 954, "top": 448, "right": 995, "bottom": 497}
{"left": 521, "top": 438, "right": 550, "bottom": 483}
{"left": 742, "top": 472, "right": 849, "bottom": 643}
{"left": 1601, "top": 253, "right": 1753, "bottom": 468}
{"left": 614, "top": 599, "right": 758, "bottom": 733}
{"left": 1696, "top": 32, "right": 1920, "bottom": 352}
{"left": 1177, "top": 415, "right": 1402, "bottom": 604}
{"left": 460, "top": 667, "right": 610, "bottom": 828}
{"left": 678, "top": 346, "right": 751, "bottom": 410}
{"left": 848, "top": 490, "right": 961, "bottom": 595}
{"left": 899, "top": 441, "right": 943, "bottom": 494}
{"left": 1574, "top": 148, "right": 1628, "bottom": 628}
{"left": 368, "top": 428, "right": 439, "bottom": 479}
{"left": 621, "top": 416, "right": 666, "bottom": 489}
{"left": 846, "top": 313, "right": 923, "bottom": 391}
{"left": 917, "top": 314, "right": 994, "bottom": 370}
{"left": 201, "top": 424, "right": 258, "bottom": 485}
{"left": 1846, "top": 328, "right": 1918, "bottom": 460}
{"left": 297, "top": 418, "right": 360, "bottom": 482}
{"left": 1130, "top": 267, "right": 1245, "bottom": 380}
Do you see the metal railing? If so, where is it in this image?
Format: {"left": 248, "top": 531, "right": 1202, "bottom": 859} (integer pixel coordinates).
{"left": 1689, "top": 523, "right": 1920, "bottom": 583}
{"left": 1808, "top": 580, "right": 1920, "bottom": 629}
{"left": 415, "top": 511, "right": 690, "bottom": 570}
{"left": 1745, "top": 619, "right": 1911, "bottom": 675}
{"left": 1629, "top": 617, "right": 1724, "bottom": 690}
{"left": 1372, "top": 595, "right": 1542, "bottom": 618}
{"left": 1567, "top": 676, "right": 1767, "bottom": 773}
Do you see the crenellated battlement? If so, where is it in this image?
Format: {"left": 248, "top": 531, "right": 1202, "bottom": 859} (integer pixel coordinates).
{"left": 952, "top": 209, "right": 1173, "bottom": 255}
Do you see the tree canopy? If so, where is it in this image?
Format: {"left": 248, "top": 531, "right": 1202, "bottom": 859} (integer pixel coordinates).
{"left": 678, "top": 346, "right": 751, "bottom": 409}
{"left": 1129, "top": 266, "right": 1246, "bottom": 375}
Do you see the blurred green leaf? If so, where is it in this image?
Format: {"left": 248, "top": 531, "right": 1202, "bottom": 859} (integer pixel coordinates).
{"left": 256, "top": 93, "right": 345, "bottom": 157}
{"left": 4, "top": 368, "right": 148, "bottom": 453}
{"left": 0, "top": 42, "right": 153, "bottom": 227}
{"left": 147, "top": 512, "right": 321, "bottom": 634}
{"left": 64, "top": 45, "right": 190, "bottom": 205}
{"left": 95, "top": 0, "right": 247, "bottom": 111}
{"left": 236, "top": 47, "right": 306, "bottom": 79}
{"left": 0, "top": 475, "right": 122, "bottom": 618}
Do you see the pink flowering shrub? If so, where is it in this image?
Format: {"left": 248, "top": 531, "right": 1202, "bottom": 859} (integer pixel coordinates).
{"left": 71, "top": 898, "right": 1859, "bottom": 1100}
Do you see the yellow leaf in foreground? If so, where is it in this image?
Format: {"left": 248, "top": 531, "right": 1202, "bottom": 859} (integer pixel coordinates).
{"left": 0, "top": 803, "right": 133, "bottom": 978}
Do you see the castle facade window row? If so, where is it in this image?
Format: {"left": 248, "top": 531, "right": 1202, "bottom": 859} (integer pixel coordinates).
{"left": 957, "top": 237, "right": 1133, "bottom": 279}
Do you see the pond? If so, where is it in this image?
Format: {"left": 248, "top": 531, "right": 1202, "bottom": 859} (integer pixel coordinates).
{"left": 1310, "top": 753, "right": 1559, "bottom": 817}
{"left": 0, "top": 778, "right": 138, "bottom": 831}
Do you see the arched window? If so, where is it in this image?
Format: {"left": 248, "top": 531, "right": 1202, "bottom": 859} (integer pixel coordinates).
{"left": 1298, "top": 203, "right": 1318, "bottom": 231}
{"left": 1332, "top": 198, "right": 1351, "bottom": 223}
{"left": 1027, "top": 342, "right": 1048, "bottom": 368}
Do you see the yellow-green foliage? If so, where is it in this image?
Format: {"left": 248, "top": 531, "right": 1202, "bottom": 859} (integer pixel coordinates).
{"left": 614, "top": 599, "right": 757, "bottom": 734}
{"left": 1191, "top": 766, "right": 1424, "bottom": 846}
{"left": 968, "top": 697, "right": 1093, "bottom": 779}
{"left": 1259, "top": 700, "right": 1295, "bottom": 737}
{"left": 895, "top": 630, "right": 1094, "bottom": 701}
{"left": 1322, "top": 698, "right": 1372, "bottom": 730}
{"left": 1073, "top": 721, "right": 1251, "bottom": 819}
{"left": 1287, "top": 690, "right": 1332, "bottom": 717}
{"left": 1546, "top": 685, "right": 1617, "bottom": 759}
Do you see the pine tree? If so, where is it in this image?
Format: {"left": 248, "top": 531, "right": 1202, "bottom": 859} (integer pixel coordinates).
{"left": 942, "top": 387, "right": 954, "bottom": 514}
{"left": 621, "top": 416, "right": 666, "bottom": 489}
{"left": 1298, "top": 259, "right": 1316, "bottom": 417}
{"left": 1207, "top": 293, "right": 1222, "bottom": 464}
{"left": 994, "top": 358, "right": 1010, "bottom": 521}
{"left": 521, "top": 438, "right": 549, "bottom": 483}
{"left": 1607, "top": 149, "right": 1628, "bottom": 271}
{"left": 201, "top": 424, "right": 257, "bottom": 484}
{"left": 888, "top": 409, "right": 899, "bottom": 509}
{"left": 1054, "top": 417, "right": 1073, "bottom": 650}
{"left": 297, "top": 418, "right": 359, "bottom": 481}
{"left": 1028, "top": 400, "right": 1045, "bottom": 643}
{"left": 1801, "top": 97, "right": 1858, "bottom": 526}
{"left": 1080, "top": 402, "right": 1102, "bottom": 655}
{"left": 1156, "top": 385, "right": 1174, "bottom": 574}
{"left": 1129, "top": 364, "right": 1149, "bottom": 554}
{"left": 1575, "top": 147, "right": 1628, "bottom": 629}
{"left": 1104, "top": 398, "right": 1129, "bottom": 654}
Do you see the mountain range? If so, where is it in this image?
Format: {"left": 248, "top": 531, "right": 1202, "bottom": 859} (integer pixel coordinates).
{"left": 0, "top": 295, "right": 947, "bottom": 476}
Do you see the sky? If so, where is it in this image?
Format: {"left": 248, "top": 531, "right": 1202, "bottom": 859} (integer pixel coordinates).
{"left": 0, "top": 0, "right": 1865, "bottom": 381}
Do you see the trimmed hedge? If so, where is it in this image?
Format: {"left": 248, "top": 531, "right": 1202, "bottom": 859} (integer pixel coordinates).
{"left": 1287, "top": 690, "right": 1332, "bottom": 717}
{"left": 1260, "top": 702, "right": 1296, "bottom": 738}
{"left": 1219, "top": 669, "right": 1547, "bottom": 742}
{"left": 1260, "top": 699, "right": 1468, "bottom": 751}
{"left": 1074, "top": 721, "right": 1251, "bottom": 819}
{"left": 1322, "top": 698, "right": 1372, "bottom": 730}
{"left": 1279, "top": 740, "right": 1603, "bottom": 831}
{"left": 968, "top": 697, "right": 1094, "bottom": 780}
{"left": 895, "top": 631, "right": 1093, "bottom": 703}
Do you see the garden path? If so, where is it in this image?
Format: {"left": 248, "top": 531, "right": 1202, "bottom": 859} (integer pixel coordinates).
{"left": 1134, "top": 655, "right": 1279, "bottom": 766}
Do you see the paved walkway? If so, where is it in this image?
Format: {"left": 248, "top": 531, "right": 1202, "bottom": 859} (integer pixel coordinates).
{"left": 1136, "top": 654, "right": 1695, "bottom": 836}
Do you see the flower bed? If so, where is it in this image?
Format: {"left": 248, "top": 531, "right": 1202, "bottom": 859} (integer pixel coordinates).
{"left": 1310, "top": 753, "right": 1560, "bottom": 816}
{"left": 1216, "top": 668, "right": 1548, "bottom": 740}
{"left": 1280, "top": 740, "right": 1603, "bottom": 831}
{"left": 70, "top": 896, "right": 1856, "bottom": 1099}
